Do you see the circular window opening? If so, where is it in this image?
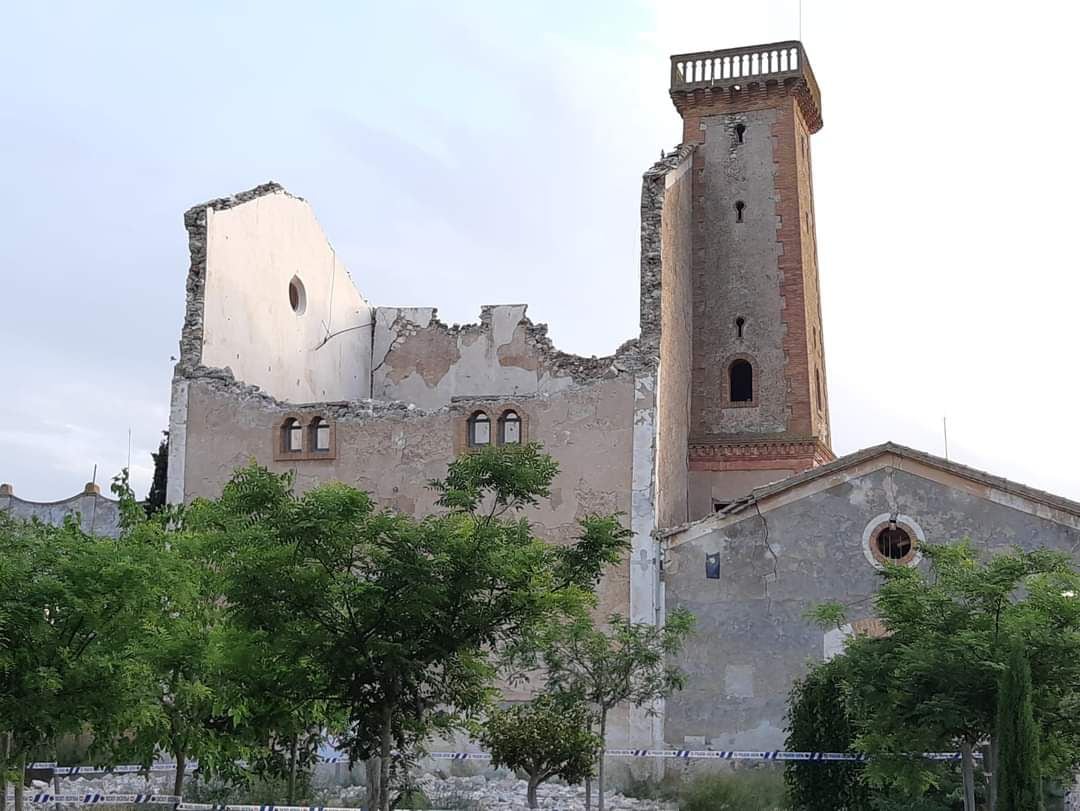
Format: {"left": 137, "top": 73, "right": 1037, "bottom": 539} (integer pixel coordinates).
{"left": 289, "top": 276, "right": 306, "bottom": 315}
{"left": 875, "top": 527, "right": 912, "bottom": 562}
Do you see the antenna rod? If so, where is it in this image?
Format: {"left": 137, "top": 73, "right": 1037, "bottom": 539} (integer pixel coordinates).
{"left": 943, "top": 416, "right": 949, "bottom": 460}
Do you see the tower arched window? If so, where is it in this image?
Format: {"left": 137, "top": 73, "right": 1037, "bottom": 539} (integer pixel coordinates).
{"left": 468, "top": 411, "right": 491, "bottom": 447}
{"left": 734, "top": 201, "right": 745, "bottom": 223}
{"left": 310, "top": 417, "right": 331, "bottom": 452}
{"left": 498, "top": 410, "right": 522, "bottom": 445}
{"left": 729, "top": 360, "right": 753, "bottom": 403}
{"left": 281, "top": 417, "right": 303, "bottom": 453}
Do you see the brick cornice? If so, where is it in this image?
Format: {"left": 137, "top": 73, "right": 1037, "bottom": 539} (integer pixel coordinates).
{"left": 688, "top": 437, "right": 834, "bottom": 471}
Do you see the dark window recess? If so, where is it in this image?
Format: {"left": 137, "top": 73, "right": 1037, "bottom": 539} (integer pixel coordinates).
{"left": 735, "top": 316, "right": 745, "bottom": 339}
{"left": 815, "top": 369, "right": 824, "bottom": 411}
{"left": 729, "top": 360, "right": 753, "bottom": 403}
{"left": 734, "top": 201, "right": 745, "bottom": 223}
{"left": 734, "top": 123, "right": 746, "bottom": 144}
{"left": 876, "top": 527, "right": 912, "bottom": 560}
{"left": 706, "top": 553, "right": 721, "bottom": 580}
{"left": 713, "top": 500, "right": 732, "bottom": 513}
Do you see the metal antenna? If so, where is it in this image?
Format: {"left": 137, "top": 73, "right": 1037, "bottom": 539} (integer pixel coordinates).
{"left": 943, "top": 416, "right": 950, "bottom": 460}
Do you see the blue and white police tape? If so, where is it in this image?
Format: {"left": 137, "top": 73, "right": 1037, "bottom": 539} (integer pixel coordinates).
{"left": 176, "top": 806, "right": 449, "bottom": 811}
{"left": 29, "top": 748, "right": 980, "bottom": 776}
{"left": 18, "top": 794, "right": 181, "bottom": 805}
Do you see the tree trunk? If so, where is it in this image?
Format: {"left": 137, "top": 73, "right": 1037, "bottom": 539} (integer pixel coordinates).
{"left": 597, "top": 710, "right": 607, "bottom": 811}
{"left": 584, "top": 778, "right": 591, "bottom": 811}
{"left": 526, "top": 774, "right": 540, "bottom": 809}
{"left": 287, "top": 734, "right": 298, "bottom": 804}
{"left": 960, "top": 739, "right": 976, "bottom": 811}
{"left": 1, "top": 732, "right": 9, "bottom": 811}
{"left": 172, "top": 750, "right": 186, "bottom": 799}
{"left": 13, "top": 754, "right": 25, "bottom": 811}
{"left": 379, "top": 706, "right": 393, "bottom": 811}
{"left": 365, "top": 758, "right": 381, "bottom": 811}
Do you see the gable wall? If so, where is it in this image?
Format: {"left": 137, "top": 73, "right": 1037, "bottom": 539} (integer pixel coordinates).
{"left": 662, "top": 465, "right": 1080, "bottom": 750}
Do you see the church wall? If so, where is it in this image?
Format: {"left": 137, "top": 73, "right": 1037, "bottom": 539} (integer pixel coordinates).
{"left": 0, "top": 485, "right": 122, "bottom": 538}
{"left": 654, "top": 152, "right": 694, "bottom": 529}
{"left": 662, "top": 466, "right": 1080, "bottom": 750}
{"left": 177, "top": 370, "right": 636, "bottom": 628}
{"left": 192, "top": 188, "right": 373, "bottom": 404}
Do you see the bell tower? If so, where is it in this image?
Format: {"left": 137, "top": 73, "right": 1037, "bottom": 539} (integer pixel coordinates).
{"left": 669, "top": 42, "right": 834, "bottom": 519}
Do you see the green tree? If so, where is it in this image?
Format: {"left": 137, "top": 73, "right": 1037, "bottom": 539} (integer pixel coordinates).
{"left": 537, "top": 609, "right": 695, "bottom": 811}
{"left": 145, "top": 431, "right": 169, "bottom": 516}
{"left": 785, "top": 657, "right": 870, "bottom": 810}
{"left": 810, "top": 542, "right": 1080, "bottom": 811}
{"left": 481, "top": 695, "right": 600, "bottom": 808}
{"left": 996, "top": 641, "right": 1042, "bottom": 811}
{"left": 206, "top": 443, "right": 629, "bottom": 811}
{"left": 0, "top": 513, "right": 167, "bottom": 811}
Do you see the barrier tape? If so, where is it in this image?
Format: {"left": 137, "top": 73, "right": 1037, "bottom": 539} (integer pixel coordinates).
{"left": 27, "top": 748, "right": 974, "bottom": 776}
{"left": 14, "top": 794, "right": 182, "bottom": 805}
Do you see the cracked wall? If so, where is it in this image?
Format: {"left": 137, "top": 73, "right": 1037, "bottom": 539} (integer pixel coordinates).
{"left": 662, "top": 466, "right": 1080, "bottom": 750}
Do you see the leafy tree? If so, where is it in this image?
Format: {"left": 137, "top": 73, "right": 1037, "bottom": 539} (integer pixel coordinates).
{"left": 785, "top": 657, "right": 870, "bottom": 810}
{"left": 996, "top": 641, "right": 1042, "bottom": 810}
{"left": 145, "top": 431, "right": 169, "bottom": 516}
{"left": 481, "top": 695, "right": 600, "bottom": 808}
{"left": 0, "top": 513, "right": 168, "bottom": 811}
{"left": 537, "top": 609, "right": 695, "bottom": 811}
{"left": 205, "top": 443, "right": 630, "bottom": 811}
{"left": 809, "top": 542, "right": 1080, "bottom": 811}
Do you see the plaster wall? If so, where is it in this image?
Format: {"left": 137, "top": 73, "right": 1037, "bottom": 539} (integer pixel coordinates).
{"left": 370, "top": 305, "right": 611, "bottom": 410}
{"left": 200, "top": 192, "right": 373, "bottom": 402}
{"left": 654, "top": 156, "right": 694, "bottom": 529}
{"left": 663, "top": 466, "right": 1080, "bottom": 750}
{"left": 688, "top": 467, "right": 797, "bottom": 515}
{"left": 1, "top": 489, "right": 123, "bottom": 538}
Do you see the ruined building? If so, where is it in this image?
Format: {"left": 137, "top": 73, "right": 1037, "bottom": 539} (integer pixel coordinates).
{"left": 12, "top": 41, "right": 1078, "bottom": 752}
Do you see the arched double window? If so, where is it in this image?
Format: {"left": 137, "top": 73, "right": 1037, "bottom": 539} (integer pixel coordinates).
{"left": 468, "top": 411, "right": 491, "bottom": 447}
{"left": 499, "top": 410, "right": 521, "bottom": 445}
{"left": 310, "top": 416, "right": 331, "bottom": 452}
{"left": 729, "top": 359, "right": 753, "bottom": 403}
{"left": 281, "top": 417, "right": 303, "bottom": 453}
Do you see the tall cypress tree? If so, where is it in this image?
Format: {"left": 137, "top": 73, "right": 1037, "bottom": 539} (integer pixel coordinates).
{"left": 996, "top": 641, "right": 1042, "bottom": 810}
{"left": 144, "top": 431, "right": 168, "bottom": 515}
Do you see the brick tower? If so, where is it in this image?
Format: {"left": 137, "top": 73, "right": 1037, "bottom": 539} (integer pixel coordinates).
{"left": 669, "top": 42, "right": 834, "bottom": 519}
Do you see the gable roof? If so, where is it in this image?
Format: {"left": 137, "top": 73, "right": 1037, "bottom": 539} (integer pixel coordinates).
{"left": 662, "top": 441, "right": 1080, "bottom": 540}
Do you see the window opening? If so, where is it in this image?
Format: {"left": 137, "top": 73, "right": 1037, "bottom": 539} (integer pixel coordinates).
{"left": 729, "top": 360, "right": 753, "bottom": 403}
{"left": 734, "top": 123, "right": 746, "bottom": 144}
{"left": 712, "top": 500, "right": 732, "bottom": 513}
{"left": 735, "top": 316, "right": 745, "bottom": 339}
{"left": 498, "top": 410, "right": 521, "bottom": 445}
{"left": 310, "top": 417, "right": 331, "bottom": 452}
{"left": 734, "top": 201, "right": 745, "bottom": 223}
{"left": 875, "top": 526, "right": 912, "bottom": 561}
{"left": 282, "top": 418, "right": 303, "bottom": 453}
{"left": 468, "top": 412, "right": 491, "bottom": 447}
{"left": 288, "top": 275, "right": 306, "bottom": 315}
{"left": 815, "top": 369, "right": 823, "bottom": 411}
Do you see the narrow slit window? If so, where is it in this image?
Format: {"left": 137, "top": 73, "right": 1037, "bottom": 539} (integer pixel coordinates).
{"left": 498, "top": 410, "right": 521, "bottom": 445}
{"left": 815, "top": 369, "right": 824, "bottom": 411}
{"left": 734, "top": 123, "right": 746, "bottom": 144}
{"left": 310, "top": 417, "right": 331, "bottom": 452}
{"left": 468, "top": 412, "right": 491, "bottom": 447}
{"left": 735, "top": 316, "right": 746, "bottom": 339}
{"left": 734, "top": 201, "right": 745, "bottom": 223}
{"left": 729, "top": 360, "right": 753, "bottom": 403}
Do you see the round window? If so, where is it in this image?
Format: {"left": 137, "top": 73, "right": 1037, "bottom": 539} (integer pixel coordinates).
{"left": 289, "top": 276, "right": 306, "bottom": 315}
{"left": 861, "top": 514, "right": 924, "bottom": 569}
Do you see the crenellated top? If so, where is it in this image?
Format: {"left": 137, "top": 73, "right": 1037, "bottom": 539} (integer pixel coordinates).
{"left": 670, "top": 41, "right": 822, "bottom": 133}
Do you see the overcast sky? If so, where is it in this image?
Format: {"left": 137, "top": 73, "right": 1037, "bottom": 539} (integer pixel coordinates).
{"left": 2, "top": 1, "right": 1078, "bottom": 504}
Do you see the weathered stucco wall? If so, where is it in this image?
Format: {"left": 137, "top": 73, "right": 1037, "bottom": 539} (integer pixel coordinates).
{"left": 663, "top": 464, "right": 1080, "bottom": 750}
{"left": 0, "top": 485, "right": 123, "bottom": 538}
{"left": 371, "top": 304, "right": 633, "bottom": 410}
{"left": 653, "top": 152, "right": 694, "bottom": 529}
{"left": 193, "top": 186, "right": 373, "bottom": 403}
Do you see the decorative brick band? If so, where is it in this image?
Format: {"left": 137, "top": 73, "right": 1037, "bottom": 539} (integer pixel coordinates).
{"left": 689, "top": 438, "right": 834, "bottom": 471}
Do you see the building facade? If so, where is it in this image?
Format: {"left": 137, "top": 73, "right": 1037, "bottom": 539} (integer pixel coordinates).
{"left": 155, "top": 41, "right": 1080, "bottom": 752}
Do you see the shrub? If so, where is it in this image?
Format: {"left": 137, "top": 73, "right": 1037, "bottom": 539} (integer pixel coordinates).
{"left": 678, "top": 768, "right": 787, "bottom": 811}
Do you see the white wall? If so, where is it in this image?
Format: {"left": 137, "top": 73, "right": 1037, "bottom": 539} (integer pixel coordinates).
{"left": 201, "top": 192, "right": 372, "bottom": 402}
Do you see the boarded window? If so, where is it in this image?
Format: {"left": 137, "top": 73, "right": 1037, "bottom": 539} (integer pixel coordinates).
{"left": 282, "top": 418, "right": 303, "bottom": 453}
{"left": 499, "top": 410, "right": 521, "bottom": 445}
{"left": 468, "top": 412, "right": 491, "bottom": 447}
{"left": 310, "top": 417, "right": 331, "bottom": 452}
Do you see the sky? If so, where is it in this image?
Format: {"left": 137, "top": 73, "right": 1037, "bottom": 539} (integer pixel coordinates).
{"left": 1, "top": 1, "right": 1078, "bottom": 503}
